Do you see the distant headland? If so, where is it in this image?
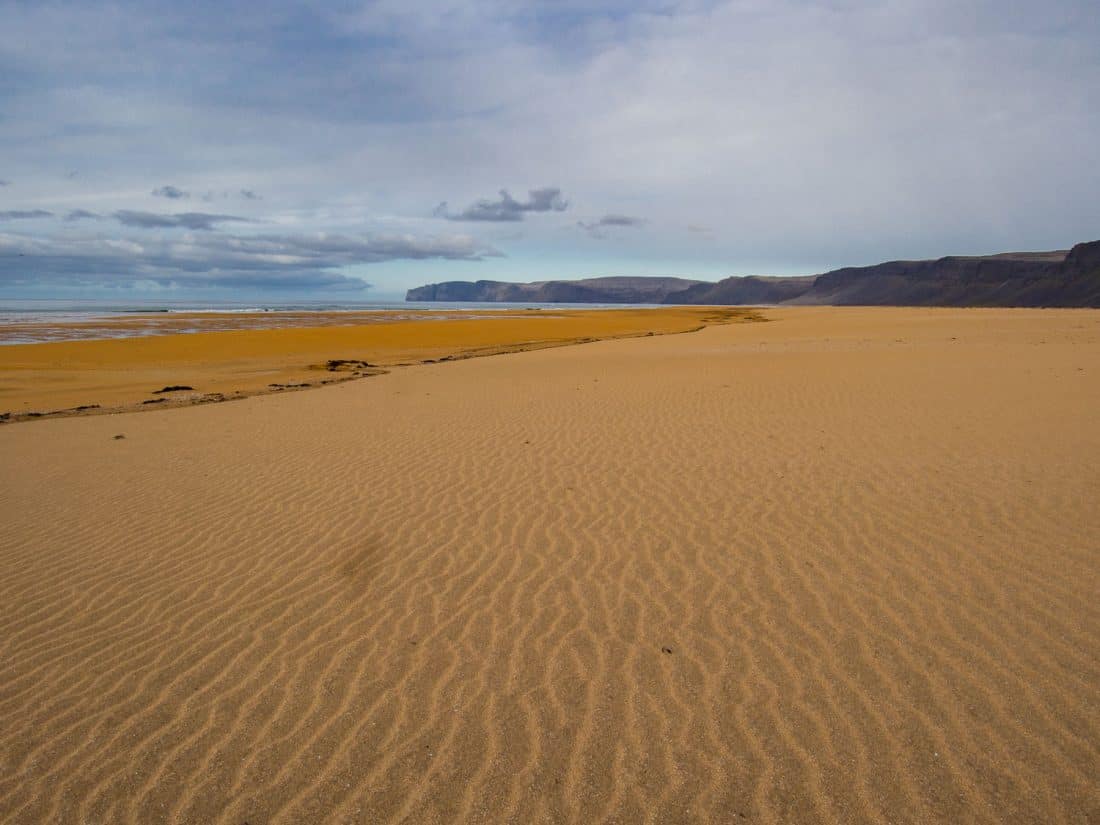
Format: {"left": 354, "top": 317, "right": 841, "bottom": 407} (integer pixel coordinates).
{"left": 407, "top": 240, "right": 1100, "bottom": 307}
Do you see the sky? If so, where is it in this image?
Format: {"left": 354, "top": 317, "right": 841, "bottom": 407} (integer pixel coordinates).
{"left": 1, "top": 0, "right": 1098, "bottom": 301}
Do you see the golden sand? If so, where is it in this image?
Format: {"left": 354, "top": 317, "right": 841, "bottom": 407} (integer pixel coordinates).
{"left": 0, "top": 307, "right": 756, "bottom": 418}
{"left": 1, "top": 307, "right": 1098, "bottom": 823}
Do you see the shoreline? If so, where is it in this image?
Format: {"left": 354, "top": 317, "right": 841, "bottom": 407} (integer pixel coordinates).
{"left": 0, "top": 306, "right": 763, "bottom": 424}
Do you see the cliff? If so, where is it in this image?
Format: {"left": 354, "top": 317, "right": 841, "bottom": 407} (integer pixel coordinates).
{"left": 661, "top": 275, "right": 818, "bottom": 305}
{"left": 405, "top": 276, "right": 705, "bottom": 304}
{"left": 405, "top": 241, "right": 1100, "bottom": 307}
{"left": 791, "top": 243, "right": 1100, "bottom": 307}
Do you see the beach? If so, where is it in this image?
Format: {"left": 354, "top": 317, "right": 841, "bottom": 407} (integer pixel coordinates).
{"left": 1, "top": 306, "right": 1097, "bottom": 823}
{"left": 0, "top": 307, "right": 756, "bottom": 419}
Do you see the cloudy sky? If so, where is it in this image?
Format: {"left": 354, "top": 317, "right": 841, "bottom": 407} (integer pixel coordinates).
{"left": 1, "top": 0, "right": 1098, "bottom": 300}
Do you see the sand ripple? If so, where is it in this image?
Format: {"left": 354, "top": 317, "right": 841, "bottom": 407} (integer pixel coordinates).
{"left": 1, "top": 307, "right": 1098, "bottom": 823}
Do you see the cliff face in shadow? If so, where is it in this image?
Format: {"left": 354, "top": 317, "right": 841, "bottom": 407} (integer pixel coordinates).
{"left": 406, "top": 241, "right": 1100, "bottom": 307}
{"left": 790, "top": 243, "right": 1100, "bottom": 307}
{"left": 405, "top": 276, "right": 705, "bottom": 304}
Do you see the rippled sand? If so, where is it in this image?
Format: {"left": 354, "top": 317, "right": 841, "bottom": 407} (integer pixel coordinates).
{"left": 1, "top": 307, "right": 1097, "bottom": 823}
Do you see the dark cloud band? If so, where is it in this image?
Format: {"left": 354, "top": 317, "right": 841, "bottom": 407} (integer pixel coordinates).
{"left": 113, "top": 211, "right": 252, "bottom": 230}
{"left": 64, "top": 209, "right": 251, "bottom": 229}
{"left": 578, "top": 214, "right": 645, "bottom": 237}
{"left": 435, "top": 187, "right": 568, "bottom": 222}
{"left": 151, "top": 185, "right": 190, "bottom": 199}
{"left": 0, "top": 231, "right": 500, "bottom": 291}
{"left": 0, "top": 210, "right": 53, "bottom": 220}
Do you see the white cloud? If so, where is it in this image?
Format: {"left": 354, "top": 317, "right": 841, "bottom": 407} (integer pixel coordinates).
{"left": 1, "top": 0, "right": 1097, "bottom": 295}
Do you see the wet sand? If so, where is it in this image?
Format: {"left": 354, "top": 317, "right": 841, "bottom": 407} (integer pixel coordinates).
{"left": 1, "top": 306, "right": 1097, "bottom": 823}
{"left": 0, "top": 307, "right": 755, "bottom": 419}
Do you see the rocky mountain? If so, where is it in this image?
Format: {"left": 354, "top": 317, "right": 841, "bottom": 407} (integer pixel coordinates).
{"left": 406, "top": 241, "right": 1100, "bottom": 307}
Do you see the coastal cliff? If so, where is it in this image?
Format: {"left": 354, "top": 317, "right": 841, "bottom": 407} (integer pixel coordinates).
{"left": 405, "top": 276, "right": 704, "bottom": 304}
{"left": 406, "top": 240, "right": 1100, "bottom": 307}
{"left": 790, "top": 243, "right": 1100, "bottom": 306}
{"left": 661, "top": 275, "right": 818, "bottom": 305}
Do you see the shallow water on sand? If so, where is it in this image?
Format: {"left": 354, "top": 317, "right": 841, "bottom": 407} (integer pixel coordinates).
{"left": 0, "top": 300, "right": 660, "bottom": 344}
